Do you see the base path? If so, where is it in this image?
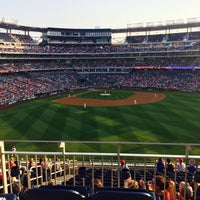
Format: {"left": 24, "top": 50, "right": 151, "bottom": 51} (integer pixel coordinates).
{"left": 54, "top": 91, "right": 166, "bottom": 107}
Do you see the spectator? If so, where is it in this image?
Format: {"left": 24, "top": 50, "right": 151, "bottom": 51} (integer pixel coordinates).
{"left": 11, "top": 182, "right": 21, "bottom": 199}
{"left": 152, "top": 175, "right": 170, "bottom": 200}
{"left": 166, "top": 179, "right": 176, "bottom": 200}
{"left": 6, "top": 156, "right": 16, "bottom": 169}
{"left": 127, "top": 179, "right": 139, "bottom": 189}
{"left": 12, "top": 145, "right": 16, "bottom": 151}
{"left": 39, "top": 156, "right": 51, "bottom": 182}
{"left": 90, "top": 178, "right": 102, "bottom": 196}
{"left": 115, "top": 159, "right": 129, "bottom": 179}
{"left": 187, "top": 159, "right": 196, "bottom": 174}
{"left": 6, "top": 157, "right": 20, "bottom": 181}
{"left": 94, "top": 178, "right": 102, "bottom": 192}
{"left": 11, "top": 145, "right": 16, "bottom": 156}
{"left": 177, "top": 181, "right": 193, "bottom": 200}
{"left": 176, "top": 158, "right": 186, "bottom": 172}
{"left": 190, "top": 180, "right": 200, "bottom": 200}
{"left": 156, "top": 157, "right": 165, "bottom": 175}
{"left": 52, "top": 156, "right": 62, "bottom": 176}
{"left": 28, "top": 158, "right": 35, "bottom": 170}
{"left": 123, "top": 169, "right": 132, "bottom": 188}
{"left": 119, "top": 159, "right": 129, "bottom": 171}
{"left": 138, "top": 179, "right": 146, "bottom": 189}
{"left": 166, "top": 158, "right": 175, "bottom": 174}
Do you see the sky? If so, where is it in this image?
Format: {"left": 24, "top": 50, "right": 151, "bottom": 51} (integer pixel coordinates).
{"left": 0, "top": 0, "right": 200, "bottom": 29}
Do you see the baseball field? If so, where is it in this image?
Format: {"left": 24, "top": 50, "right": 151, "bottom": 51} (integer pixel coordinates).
{"left": 0, "top": 89, "right": 200, "bottom": 155}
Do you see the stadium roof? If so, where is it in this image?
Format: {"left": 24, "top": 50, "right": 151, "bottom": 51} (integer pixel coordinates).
{"left": 112, "top": 21, "right": 200, "bottom": 34}
{"left": 1, "top": 19, "right": 200, "bottom": 34}
{"left": 0, "top": 22, "right": 46, "bottom": 33}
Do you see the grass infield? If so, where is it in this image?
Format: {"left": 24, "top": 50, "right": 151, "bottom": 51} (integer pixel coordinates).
{"left": 0, "top": 89, "right": 200, "bottom": 155}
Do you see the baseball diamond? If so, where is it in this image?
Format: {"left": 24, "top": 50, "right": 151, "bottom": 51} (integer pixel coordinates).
{"left": 54, "top": 91, "right": 166, "bottom": 106}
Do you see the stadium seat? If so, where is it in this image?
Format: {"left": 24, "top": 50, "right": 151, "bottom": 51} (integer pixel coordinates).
{"left": 194, "top": 171, "right": 200, "bottom": 183}
{"left": 96, "top": 187, "right": 156, "bottom": 199}
{"left": 0, "top": 193, "right": 17, "bottom": 200}
{"left": 91, "top": 190, "right": 153, "bottom": 200}
{"left": 39, "top": 185, "right": 89, "bottom": 198}
{"left": 23, "top": 188, "right": 85, "bottom": 200}
{"left": 78, "top": 166, "right": 87, "bottom": 178}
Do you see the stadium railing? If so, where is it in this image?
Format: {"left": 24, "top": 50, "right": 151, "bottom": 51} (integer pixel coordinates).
{"left": 0, "top": 140, "right": 200, "bottom": 195}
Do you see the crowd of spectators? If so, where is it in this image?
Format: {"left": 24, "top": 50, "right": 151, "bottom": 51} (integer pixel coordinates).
{"left": 1, "top": 31, "right": 200, "bottom": 54}
{"left": 1, "top": 41, "right": 200, "bottom": 54}
{"left": 0, "top": 65, "right": 200, "bottom": 106}
{"left": 0, "top": 30, "right": 200, "bottom": 107}
{"left": 1, "top": 154, "right": 200, "bottom": 200}
{"left": 121, "top": 69, "right": 200, "bottom": 92}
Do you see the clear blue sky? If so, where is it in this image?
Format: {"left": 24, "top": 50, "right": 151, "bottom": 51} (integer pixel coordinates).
{"left": 1, "top": 0, "right": 200, "bottom": 29}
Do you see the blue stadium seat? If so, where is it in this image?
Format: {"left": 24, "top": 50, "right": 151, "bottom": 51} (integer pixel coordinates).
{"left": 39, "top": 185, "right": 89, "bottom": 198}
{"left": 91, "top": 190, "right": 153, "bottom": 200}
{"left": 0, "top": 193, "right": 17, "bottom": 200}
{"left": 23, "top": 188, "right": 85, "bottom": 200}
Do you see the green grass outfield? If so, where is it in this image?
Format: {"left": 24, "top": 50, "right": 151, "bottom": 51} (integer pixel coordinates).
{"left": 0, "top": 89, "right": 200, "bottom": 154}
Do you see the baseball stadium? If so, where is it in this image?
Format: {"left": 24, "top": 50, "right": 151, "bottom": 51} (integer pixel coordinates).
{"left": 0, "top": 17, "right": 200, "bottom": 199}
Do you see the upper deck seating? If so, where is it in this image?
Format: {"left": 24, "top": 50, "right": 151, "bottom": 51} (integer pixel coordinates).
{"left": 188, "top": 31, "right": 200, "bottom": 41}
{"left": 146, "top": 34, "right": 164, "bottom": 43}
{"left": 126, "top": 35, "right": 146, "bottom": 44}
{"left": 0, "top": 33, "right": 15, "bottom": 43}
{"left": 166, "top": 32, "right": 186, "bottom": 42}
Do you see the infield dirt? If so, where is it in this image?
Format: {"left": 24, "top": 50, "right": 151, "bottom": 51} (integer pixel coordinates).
{"left": 54, "top": 91, "right": 166, "bottom": 107}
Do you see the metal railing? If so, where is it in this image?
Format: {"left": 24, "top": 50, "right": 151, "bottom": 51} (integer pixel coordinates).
{"left": 0, "top": 140, "right": 200, "bottom": 195}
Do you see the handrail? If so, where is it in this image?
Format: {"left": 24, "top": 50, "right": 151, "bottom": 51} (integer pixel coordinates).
{"left": 4, "top": 150, "right": 200, "bottom": 159}
{"left": 1, "top": 140, "right": 200, "bottom": 195}
{"left": 4, "top": 140, "right": 200, "bottom": 146}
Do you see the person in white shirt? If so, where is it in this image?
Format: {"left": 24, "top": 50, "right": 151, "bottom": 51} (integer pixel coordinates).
{"left": 176, "top": 158, "right": 186, "bottom": 172}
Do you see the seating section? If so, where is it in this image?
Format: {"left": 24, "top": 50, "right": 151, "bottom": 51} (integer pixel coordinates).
{"left": 66, "top": 167, "right": 194, "bottom": 189}
{"left": 22, "top": 187, "right": 154, "bottom": 200}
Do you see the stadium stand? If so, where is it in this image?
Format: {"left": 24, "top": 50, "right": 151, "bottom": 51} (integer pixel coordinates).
{"left": 0, "top": 140, "right": 200, "bottom": 199}
{"left": 0, "top": 18, "right": 200, "bottom": 198}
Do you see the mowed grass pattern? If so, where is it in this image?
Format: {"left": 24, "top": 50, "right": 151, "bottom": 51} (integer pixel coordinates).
{"left": 0, "top": 89, "right": 200, "bottom": 154}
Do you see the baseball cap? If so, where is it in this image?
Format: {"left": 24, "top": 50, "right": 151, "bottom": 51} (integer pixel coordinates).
{"left": 120, "top": 160, "right": 125, "bottom": 164}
